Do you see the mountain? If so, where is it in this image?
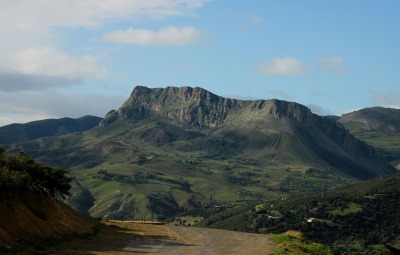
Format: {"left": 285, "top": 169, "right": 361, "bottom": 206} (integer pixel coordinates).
{"left": 341, "top": 107, "right": 400, "bottom": 132}
{"left": 100, "top": 86, "right": 394, "bottom": 179}
{"left": 194, "top": 171, "right": 400, "bottom": 253}
{"left": 340, "top": 107, "right": 400, "bottom": 168}
{"left": 5, "top": 86, "right": 396, "bottom": 219}
{"left": 0, "top": 115, "right": 102, "bottom": 145}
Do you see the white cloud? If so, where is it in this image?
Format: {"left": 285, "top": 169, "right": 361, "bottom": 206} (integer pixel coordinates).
{"left": 103, "top": 26, "right": 202, "bottom": 46}
{"left": 370, "top": 90, "right": 400, "bottom": 109}
{"left": 0, "top": 0, "right": 209, "bottom": 90}
{"left": 307, "top": 103, "right": 334, "bottom": 116}
{"left": 321, "top": 56, "right": 351, "bottom": 74}
{"left": 0, "top": 0, "right": 209, "bottom": 32}
{"left": 3, "top": 47, "right": 107, "bottom": 79}
{"left": 0, "top": 47, "right": 107, "bottom": 92}
{"left": 259, "top": 57, "right": 309, "bottom": 76}
{"left": 0, "top": 72, "right": 80, "bottom": 92}
{"left": 249, "top": 13, "right": 265, "bottom": 25}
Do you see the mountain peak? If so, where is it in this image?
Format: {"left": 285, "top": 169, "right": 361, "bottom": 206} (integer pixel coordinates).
{"left": 130, "top": 85, "right": 215, "bottom": 100}
{"left": 131, "top": 85, "right": 153, "bottom": 96}
{"left": 95, "top": 85, "right": 397, "bottom": 179}
{"left": 100, "top": 85, "right": 314, "bottom": 128}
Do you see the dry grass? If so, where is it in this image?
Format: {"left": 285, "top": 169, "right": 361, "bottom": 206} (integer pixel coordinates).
{"left": 0, "top": 191, "right": 96, "bottom": 247}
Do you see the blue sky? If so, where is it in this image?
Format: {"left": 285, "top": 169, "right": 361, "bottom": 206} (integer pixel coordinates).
{"left": 0, "top": 0, "right": 399, "bottom": 126}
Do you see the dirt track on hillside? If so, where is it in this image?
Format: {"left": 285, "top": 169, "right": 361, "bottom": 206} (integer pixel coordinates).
{"left": 59, "top": 221, "right": 275, "bottom": 255}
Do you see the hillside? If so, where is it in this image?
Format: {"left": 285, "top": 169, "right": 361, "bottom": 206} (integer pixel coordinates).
{"left": 0, "top": 115, "right": 102, "bottom": 145}
{"left": 0, "top": 148, "right": 273, "bottom": 255}
{"left": 0, "top": 149, "right": 96, "bottom": 253}
{"left": 195, "top": 172, "right": 400, "bottom": 254}
{"left": 0, "top": 192, "right": 96, "bottom": 249}
{"left": 5, "top": 86, "right": 396, "bottom": 220}
{"left": 340, "top": 107, "right": 400, "bottom": 168}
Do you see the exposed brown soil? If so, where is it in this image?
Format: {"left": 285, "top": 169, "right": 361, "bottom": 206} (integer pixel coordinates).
{"left": 0, "top": 191, "right": 96, "bottom": 246}
{"left": 57, "top": 220, "right": 275, "bottom": 255}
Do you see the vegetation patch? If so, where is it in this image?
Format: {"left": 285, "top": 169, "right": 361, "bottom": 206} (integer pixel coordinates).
{"left": 328, "top": 202, "right": 361, "bottom": 216}
{"left": 271, "top": 231, "right": 333, "bottom": 255}
{"left": 191, "top": 173, "right": 400, "bottom": 254}
{"left": 0, "top": 147, "right": 70, "bottom": 197}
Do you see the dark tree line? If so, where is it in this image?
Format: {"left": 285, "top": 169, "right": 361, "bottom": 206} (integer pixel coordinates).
{"left": 0, "top": 147, "right": 71, "bottom": 197}
{"left": 191, "top": 173, "right": 400, "bottom": 253}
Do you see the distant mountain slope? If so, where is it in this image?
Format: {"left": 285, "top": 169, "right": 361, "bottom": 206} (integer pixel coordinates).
{"left": 341, "top": 107, "right": 400, "bottom": 132}
{"left": 340, "top": 107, "right": 400, "bottom": 168}
{"left": 6, "top": 86, "right": 396, "bottom": 219}
{"left": 0, "top": 115, "right": 102, "bottom": 144}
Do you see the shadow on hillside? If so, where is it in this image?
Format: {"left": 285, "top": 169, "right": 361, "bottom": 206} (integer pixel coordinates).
{"left": 1, "top": 222, "right": 196, "bottom": 255}
{"left": 56, "top": 223, "right": 196, "bottom": 254}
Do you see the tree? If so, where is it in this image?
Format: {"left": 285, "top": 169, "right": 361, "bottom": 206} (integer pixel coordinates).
{"left": 0, "top": 150, "right": 71, "bottom": 197}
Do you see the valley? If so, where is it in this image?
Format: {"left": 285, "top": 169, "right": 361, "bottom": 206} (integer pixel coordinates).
{"left": 1, "top": 85, "right": 399, "bottom": 254}
{"left": 2, "top": 2, "right": 400, "bottom": 254}
{"left": 2, "top": 86, "right": 397, "bottom": 221}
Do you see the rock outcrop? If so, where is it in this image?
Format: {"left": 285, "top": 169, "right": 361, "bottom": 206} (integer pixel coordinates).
{"left": 100, "top": 86, "right": 315, "bottom": 128}
{"left": 98, "top": 85, "right": 396, "bottom": 179}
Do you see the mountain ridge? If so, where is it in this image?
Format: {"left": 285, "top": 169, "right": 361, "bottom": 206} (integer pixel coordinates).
{"left": 2, "top": 85, "right": 397, "bottom": 219}
{"left": 0, "top": 115, "right": 102, "bottom": 145}
{"left": 97, "top": 85, "right": 395, "bottom": 179}
{"left": 341, "top": 106, "right": 400, "bottom": 132}
{"left": 100, "top": 86, "right": 316, "bottom": 128}
{"left": 340, "top": 107, "right": 400, "bottom": 168}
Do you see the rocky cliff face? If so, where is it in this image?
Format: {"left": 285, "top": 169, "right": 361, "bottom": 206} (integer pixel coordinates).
{"left": 99, "top": 85, "right": 359, "bottom": 152}
{"left": 99, "top": 86, "right": 396, "bottom": 179}
{"left": 100, "top": 86, "right": 315, "bottom": 128}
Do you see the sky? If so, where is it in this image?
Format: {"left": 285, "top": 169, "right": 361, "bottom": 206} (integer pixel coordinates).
{"left": 1, "top": 0, "right": 399, "bottom": 126}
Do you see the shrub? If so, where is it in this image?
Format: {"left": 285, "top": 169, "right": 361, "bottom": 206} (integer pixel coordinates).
{"left": 0, "top": 148, "right": 71, "bottom": 197}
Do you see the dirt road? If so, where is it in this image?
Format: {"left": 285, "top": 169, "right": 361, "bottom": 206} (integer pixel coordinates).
{"left": 59, "top": 221, "right": 275, "bottom": 255}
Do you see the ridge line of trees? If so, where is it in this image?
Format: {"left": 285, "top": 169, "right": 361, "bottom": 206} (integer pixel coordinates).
{"left": 0, "top": 147, "right": 71, "bottom": 197}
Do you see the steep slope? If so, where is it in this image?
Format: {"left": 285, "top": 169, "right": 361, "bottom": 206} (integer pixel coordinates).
{"left": 6, "top": 86, "right": 396, "bottom": 219}
{"left": 0, "top": 150, "right": 96, "bottom": 251}
{"left": 100, "top": 86, "right": 394, "bottom": 179}
{"left": 340, "top": 107, "right": 400, "bottom": 168}
{"left": 0, "top": 191, "right": 96, "bottom": 247}
{"left": 0, "top": 115, "right": 102, "bottom": 145}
